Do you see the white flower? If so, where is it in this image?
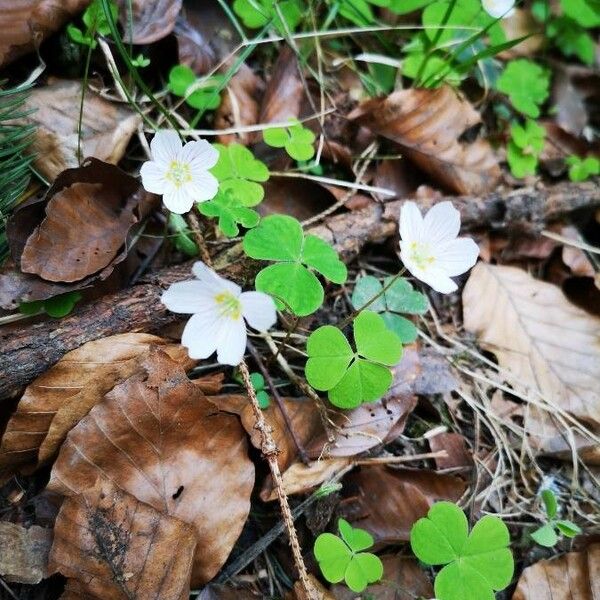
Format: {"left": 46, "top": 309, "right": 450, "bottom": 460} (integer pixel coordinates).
{"left": 161, "top": 262, "right": 277, "bottom": 366}
{"left": 399, "top": 201, "right": 479, "bottom": 294}
{"left": 140, "top": 130, "right": 219, "bottom": 214}
{"left": 481, "top": 0, "right": 515, "bottom": 19}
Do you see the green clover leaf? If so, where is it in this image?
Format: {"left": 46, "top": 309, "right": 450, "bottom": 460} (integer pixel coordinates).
{"left": 351, "top": 275, "right": 427, "bottom": 343}
{"left": 263, "top": 122, "right": 316, "bottom": 161}
{"left": 566, "top": 155, "right": 600, "bottom": 182}
{"left": 20, "top": 291, "right": 82, "bottom": 319}
{"left": 497, "top": 60, "right": 550, "bottom": 118}
{"left": 530, "top": 489, "right": 582, "bottom": 547}
{"left": 314, "top": 519, "right": 383, "bottom": 593}
{"left": 198, "top": 190, "right": 260, "bottom": 237}
{"left": 210, "top": 143, "right": 269, "bottom": 207}
{"left": 560, "top": 0, "right": 600, "bottom": 28}
{"left": 168, "top": 65, "right": 223, "bottom": 111}
{"left": 306, "top": 311, "right": 402, "bottom": 408}
{"left": 233, "top": 0, "right": 304, "bottom": 32}
{"left": 507, "top": 119, "right": 546, "bottom": 178}
{"left": 410, "top": 502, "right": 514, "bottom": 600}
{"left": 243, "top": 215, "right": 347, "bottom": 316}
{"left": 82, "top": 0, "right": 117, "bottom": 36}
{"left": 249, "top": 372, "right": 270, "bottom": 409}
{"left": 168, "top": 214, "right": 198, "bottom": 257}
{"left": 337, "top": 0, "right": 391, "bottom": 26}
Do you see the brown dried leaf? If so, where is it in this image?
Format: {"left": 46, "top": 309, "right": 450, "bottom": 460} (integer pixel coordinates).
{"left": 0, "top": 0, "right": 90, "bottom": 68}
{"left": 0, "top": 522, "right": 52, "bottom": 584}
{"left": 0, "top": 158, "right": 156, "bottom": 308}
{"left": 48, "top": 350, "right": 255, "bottom": 585}
{"left": 349, "top": 86, "right": 501, "bottom": 195}
{"left": 215, "top": 63, "right": 264, "bottom": 145}
{"left": 20, "top": 79, "right": 141, "bottom": 180}
{"left": 343, "top": 466, "right": 466, "bottom": 543}
{"left": 428, "top": 432, "right": 473, "bottom": 470}
{"left": 512, "top": 543, "right": 600, "bottom": 599}
{"left": 117, "top": 0, "right": 181, "bottom": 44}
{"left": 0, "top": 333, "right": 192, "bottom": 481}
{"left": 332, "top": 555, "right": 433, "bottom": 600}
{"left": 259, "top": 46, "right": 304, "bottom": 127}
{"left": 175, "top": 2, "right": 240, "bottom": 75}
{"left": 49, "top": 479, "right": 197, "bottom": 600}
{"left": 463, "top": 263, "right": 600, "bottom": 460}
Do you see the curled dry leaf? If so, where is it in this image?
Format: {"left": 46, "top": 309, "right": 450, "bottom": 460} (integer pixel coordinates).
{"left": 0, "top": 522, "right": 52, "bottom": 584}
{"left": 343, "top": 466, "right": 466, "bottom": 543}
{"left": 117, "top": 0, "right": 182, "bottom": 43}
{"left": 332, "top": 555, "right": 434, "bottom": 600}
{"left": 0, "top": 158, "right": 156, "bottom": 309}
{"left": 0, "top": 333, "right": 192, "bottom": 482}
{"left": 48, "top": 350, "right": 255, "bottom": 586}
{"left": 512, "top": 543, "right": 600, "bottom": 599}
{"left": 19, "top": 79, "right": 141, "bottom": 181}
{"left": 463, "top": 263, "right": 600, "bottom": 462}
{"left": 0, "top": 0, "right": 91, "bottom": 68}
{"left": 50, "top": 479, "right": 197, "bottom": 600}
{"left": 349, "top": 86, "right": 501, "bottom": 195}
{"left": 215, "top": 63, "right": 264, "bottom": 145}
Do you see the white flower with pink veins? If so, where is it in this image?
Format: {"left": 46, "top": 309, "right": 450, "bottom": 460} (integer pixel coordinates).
{"left": 140, "top": 130, "right": 219, "bottom": 214}
{"left": 161, "top": 262, "right": 277, "bottom": 366}
{"left": 399, "top": 201, "right": 479, "bottom": 294}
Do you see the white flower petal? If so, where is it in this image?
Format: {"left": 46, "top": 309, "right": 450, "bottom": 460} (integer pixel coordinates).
{"left": 399, "top": 201, "right": 424, "bottom": 243}
{"left": 188, "top": 172, "right": 219, "bottom": 202}
{"left": 139, "top": 160, "right": 167, "bottom": 194}
{"left": 419, "top": 267, "right": 458, "bottom": 294}
{"left": 150, "top": 130, "right": 182, "bottom": 165}
{"left": 192, "top": 261, "right": 241, "bottom": 296}
{"left": 422, "top": 201, "right": 460, "bottom": 246}
{"left": 215, "top": 317, "right": 247, "bottom": 366}
{"left": 435, "top": 237, "right": 480, "bottom": 276}
{"left": 240, "top": 291, "right": 277, "bottom": 332}
{"left": 482, "top": 0, "right": 515, "bottom": 18}
{"left": 181, "top": 312, "right": 221, "bottom": 359}
{"left": 179, "top": 139, "right": 220, "bottom": 171}
{"left": 161, "top": 280, "right": 217, "bottom": 314}
{"left": 162, "top": 186, "right": 195, "bottom": 214}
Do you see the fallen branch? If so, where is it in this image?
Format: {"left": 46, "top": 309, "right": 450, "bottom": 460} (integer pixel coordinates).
{"left": 1, "top": 180, "right": 598, "bottom": 400}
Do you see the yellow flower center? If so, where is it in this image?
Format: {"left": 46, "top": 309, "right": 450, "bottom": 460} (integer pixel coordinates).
{"left": 215, "top": 291, "right": 242, "bottom": 320}
{"left": 165, "top": 160, "right": 192, "bottom": 188}
{"left": 408, "top": 241, "right": 436, "bottom": 270}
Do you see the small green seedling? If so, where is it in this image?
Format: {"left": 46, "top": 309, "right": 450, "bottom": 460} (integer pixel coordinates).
{"left": 496, "top": 59, "right": 550, "bottom": 118}
{"left": 20, "top": 291, "right": 82, "bottom": 319}
{"left": 168, "top": 214, "right": 198, "bottom": 257}
{"left": 507, "top": 119, "right": 546, "bottom": 178}
{"left": 351, "top": 275, "right": 427, "bottom": 343}
{"left": 67, "top": 0, "right": 118, "bottom": 48}
{"left": 198, "top": 190, "right": 260, "bottom": 237}
{"left": 250, "top": 372, "right": 270, "bottom": 409}
{"left": 531, "top": 489, "right": 582, "bottom": 547}
{"left": 243, "top": 215, "right": 347, "bottom": 316}
{"left": 210, "top": 143, "right": 269, "bottom": 207}
{"left": 168, "top": 65, "right": 224, "bottom": 111}
{"left": 130, "top": 53, "right": 151, "bottom": 68}
{"left": 410, "top": 502, "right": 514, "bottom": 600}
{"left": 233, "top": 0, "right": 304, "bottom": 31}
{"left": 314, "top": 518, "right": 383, "bottom": 593}
{"left": 305, "top": 310, "right": 402, "bottom": 408}
{"left": 263, "top": 121, "right": 316, "bottom": 162}
{"left": 566, "top": 155, "right": 600, "bottom": 182}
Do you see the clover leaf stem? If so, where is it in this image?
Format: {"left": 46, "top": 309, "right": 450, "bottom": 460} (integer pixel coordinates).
{"left": 338, "top": 267, "right": 406, "bottom": 329}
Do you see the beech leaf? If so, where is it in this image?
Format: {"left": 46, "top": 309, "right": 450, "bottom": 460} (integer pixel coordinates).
{"left": 47, "top": 349, "right": 255, "bottom": 586}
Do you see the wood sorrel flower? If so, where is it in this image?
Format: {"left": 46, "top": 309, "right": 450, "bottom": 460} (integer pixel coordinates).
{"left": 481, "top": 0, "right": 515, "bottom": 19}
{"left": 161, "top": 262, "right": 277, "bottom": 365}
{"left": 399, "top": 201, "right": 479, "bottom": 294}
{"left": 140, "top": 130, "right": 219, "bottom": 214}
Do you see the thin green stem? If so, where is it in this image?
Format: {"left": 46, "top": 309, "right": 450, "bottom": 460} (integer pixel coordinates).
{"left": 338, "top": 267, "right": 407, "bottom": 330}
